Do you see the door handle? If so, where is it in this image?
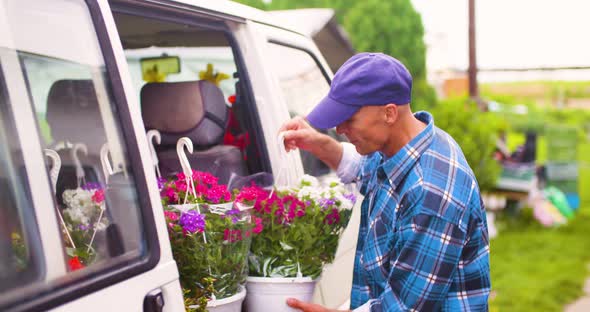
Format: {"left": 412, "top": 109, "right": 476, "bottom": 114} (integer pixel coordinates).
{"left": 144, "top": 288, "right": 165, "bottom": 312}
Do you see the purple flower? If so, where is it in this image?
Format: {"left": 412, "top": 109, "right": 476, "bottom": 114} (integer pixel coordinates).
{"left": 157, "top": 177, "right": 166, "bottom": 190}
{"left": 78, "top": 224, "right": 89, "bottom": 231}
{"left": 82, "top": 182, "right": 102, "bottom": 191}
{"left": 179, "top": 210, "right": 206, "bottom": 233}
{"left": 319, "top": 198, "right": 336, "bottom": 209}
{"left": 343, "top": 193, "right": 357, "bottom": 204}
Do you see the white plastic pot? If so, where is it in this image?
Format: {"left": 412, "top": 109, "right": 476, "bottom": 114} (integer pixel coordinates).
{"left": 188, "top": 286, "right": 246, "bottom": 312}
{"left": 207, "top": 286, "right": 247, "bottom": 312}
{"left": 245, "top": 276, "right": 317, "bottom": 312}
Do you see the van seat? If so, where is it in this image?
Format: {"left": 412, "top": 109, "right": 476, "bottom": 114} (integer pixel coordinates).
{"left": 140, "top": 80, "right": 247, "bottom": 184}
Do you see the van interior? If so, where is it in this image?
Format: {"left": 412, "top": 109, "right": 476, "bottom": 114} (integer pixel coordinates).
{"left": 112, "top": 11, "right": 269, "bottom": 187}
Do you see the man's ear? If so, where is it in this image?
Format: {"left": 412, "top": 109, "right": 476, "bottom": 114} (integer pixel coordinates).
{"left": 384, "top": 104, "right": 398, "bottom": 124}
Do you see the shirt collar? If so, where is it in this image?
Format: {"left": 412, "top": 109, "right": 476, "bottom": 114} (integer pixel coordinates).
{"left": 377, "top": 111, "right": 435, "bottom": 188}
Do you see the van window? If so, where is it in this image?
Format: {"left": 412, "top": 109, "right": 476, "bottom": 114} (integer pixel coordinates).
{"left": 266, "top": 42, "right": 344, "bottom": 177}
{"left": 112, "top": 11, "right": 268, "bottom": 185}
{"left": 1, "top": 0, "right": 155, "bottom": 308}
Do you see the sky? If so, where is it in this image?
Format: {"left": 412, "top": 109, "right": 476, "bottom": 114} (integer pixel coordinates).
{"left": 412, "top": 0, "right": 590, "bottom": 71}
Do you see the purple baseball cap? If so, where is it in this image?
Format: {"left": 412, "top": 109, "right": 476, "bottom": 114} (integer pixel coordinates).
{"left": 306, "top": 52, "right": 412, "bottom": 129}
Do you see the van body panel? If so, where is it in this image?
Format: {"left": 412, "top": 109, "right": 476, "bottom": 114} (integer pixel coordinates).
{"left": 0, "top": 0, "right": 359, "bottom": 310}
{"left": 50, "top": 261, "right": 183, "bottom": 312}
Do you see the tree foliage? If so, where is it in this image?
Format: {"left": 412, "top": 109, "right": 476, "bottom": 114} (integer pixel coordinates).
{"left": 233, "top": 0, "right": 436, "bottom": 108}
{"left": 342, "top": 0, "right": 426, "bottom": 80}
{"left": 430, "top": 98, "right": 507, "bottom": 192}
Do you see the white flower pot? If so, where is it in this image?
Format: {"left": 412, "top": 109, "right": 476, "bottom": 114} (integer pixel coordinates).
{"left": 245, "top": 276, "right": 317, "bottom": 312}
{"left": 188, "top": 286, "right": 246, "bottom": 312}
{"left": 207, "top": 286, "right": 247, "bottom": 312}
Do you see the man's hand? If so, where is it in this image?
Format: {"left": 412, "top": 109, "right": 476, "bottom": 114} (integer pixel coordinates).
{"left": 279, "top": 116, "right": 322, "bottom": 152}
{"left": 286, "top": 298, "right": 351, "bottom": 312}
{"left": 278, "top": 116, "right": 343, "bottom": 170}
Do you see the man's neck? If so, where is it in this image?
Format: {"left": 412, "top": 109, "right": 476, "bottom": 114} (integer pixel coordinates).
{"left": 382, "top": 112, "right": 426, "bottom": 158}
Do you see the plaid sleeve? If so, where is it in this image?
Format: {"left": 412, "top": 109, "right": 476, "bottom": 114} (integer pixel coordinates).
{"left": 367, "top": 213, "right": 466, "bottom": 312}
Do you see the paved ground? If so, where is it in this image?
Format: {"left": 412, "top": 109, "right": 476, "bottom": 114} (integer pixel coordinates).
{"left": 564, "top": 278, "right": 590, "bottom": 312}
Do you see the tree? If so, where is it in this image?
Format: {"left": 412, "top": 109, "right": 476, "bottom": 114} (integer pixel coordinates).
{"left": 234, "top": 0, "right": 437, "bottom": 108}
{"left": 343, "top": 0, "right": 426, "bottom": 80}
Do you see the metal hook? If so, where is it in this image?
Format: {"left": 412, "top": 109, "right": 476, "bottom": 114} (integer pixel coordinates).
{"left": 147, "top": 130, "right": 162, "bottom": 178}
{"left": 44, "top": 149, "right": 61, "bottom": 192}
{"left": 176, "top": 137, "right": 196, "bottom": 203}
{"left": 44, "top": 149, "right": 76, "bottom": 249}
{"left": 71, "top": 143, "right": 88, "bottom": 188}
{"left": 100, "top": 143, "right": 113, "bottom": 184}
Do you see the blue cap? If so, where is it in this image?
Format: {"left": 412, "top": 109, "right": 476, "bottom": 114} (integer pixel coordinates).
{"left": 306, "top": 52, "right": 412, "bottom": 129}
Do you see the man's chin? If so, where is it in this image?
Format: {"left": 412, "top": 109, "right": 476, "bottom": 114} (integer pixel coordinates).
{"left": 354, "top": 145, "right": 372, "bottom": 156}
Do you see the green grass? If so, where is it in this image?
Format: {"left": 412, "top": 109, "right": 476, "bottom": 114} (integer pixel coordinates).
{"left": 491, "top": 134, "right": 590, "bottom": 311}
{"left": 490, "top": 208, "right": 590, "bottom": 312}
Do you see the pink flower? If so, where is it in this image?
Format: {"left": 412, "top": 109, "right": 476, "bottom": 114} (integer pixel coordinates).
{"left": 193, "top": 170, "right": 218, "bottom": 186}
{"left": 325, "top": 208, "right": 341, "bottom": 225}
{"left": 253, "top": 217, "right": 263, "bottom": 234}
{"left": 163, "top": 187, "right": 179, "bottom": 204}
{"left": 223, "top": 228, "right": 242, "bottom": 242}
{"left": 92, "top": 189, "right": 105, "bottom": 204}
{"left": 237, "top": 185, "right": 268, "bottom": 203}
{"left": 174, "top": 179, "right": 187, "bottom": 192}
{"left": 205, "top": 184, "right": 231, "bottom": 203}
{"left": 164, "top": 211, "right": 179, "bottom": 221}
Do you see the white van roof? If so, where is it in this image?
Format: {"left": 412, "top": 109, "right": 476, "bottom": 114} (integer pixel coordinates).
{"left": 160, "top": 0, "right": 305, "bottom": 35}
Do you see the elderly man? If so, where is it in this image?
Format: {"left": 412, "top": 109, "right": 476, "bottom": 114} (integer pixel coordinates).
{"left": 281, "top": 53, "right": 490, "bottom": 312}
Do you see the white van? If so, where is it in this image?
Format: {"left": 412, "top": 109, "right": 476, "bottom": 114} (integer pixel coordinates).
{"left": 0, "top": 0, "right": 359, "bottom": 311}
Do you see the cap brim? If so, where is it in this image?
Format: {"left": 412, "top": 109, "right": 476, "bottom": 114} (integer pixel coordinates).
{"left": 306, "top": 95, "right": 359, "bottom": 129}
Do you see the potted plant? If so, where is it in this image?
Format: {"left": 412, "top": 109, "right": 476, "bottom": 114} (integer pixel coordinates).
{"left": 244, "top": 175, "right": 355, "bottom": 312}
{"left": 161, "top": 170, "right": 253, "bottom": 311}
{"left": 61, "top": 182, "right": 109, "bottom": 271}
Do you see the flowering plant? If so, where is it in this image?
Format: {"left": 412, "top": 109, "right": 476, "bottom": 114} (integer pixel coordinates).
{"left": 61, "top": 182, "right": 108, "bottom": 269}
{"left": 247, "top": 175, "right": 355, "bottom": 278}
{"left": 161, "top": 170, "right": 255, "bottom": 307}
{"left": 160, "top": 171, "right": 233, "bottom": 206}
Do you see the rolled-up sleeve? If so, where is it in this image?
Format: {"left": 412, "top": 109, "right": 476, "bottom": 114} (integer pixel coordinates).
{"left": 337, "top": 142, "right": 362, "bottom": 184}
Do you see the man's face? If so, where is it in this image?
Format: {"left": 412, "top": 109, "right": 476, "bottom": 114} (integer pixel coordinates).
{"left": 335, "top": 106, "right": 389, "bottom": 155}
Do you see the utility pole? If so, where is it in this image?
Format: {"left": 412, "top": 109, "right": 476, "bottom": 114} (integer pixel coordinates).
{"left": 468, "top": 0, "right": 483, "bottom": 109}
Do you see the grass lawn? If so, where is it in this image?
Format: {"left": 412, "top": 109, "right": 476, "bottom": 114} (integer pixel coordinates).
{"left": 489, "top": 208, "right": 590, "bottom": 312}
{"left": 489, "top": 140, "right": 590, "bottom": 311}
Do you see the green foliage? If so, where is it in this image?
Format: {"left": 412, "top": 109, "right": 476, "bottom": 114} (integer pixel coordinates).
{"left": 165, "top": 207, "right": 252, "bottom": 302}
{"left": 430, "top": 98, "right": 505, "bottom": 192}
{"left": 412, "top": 78, "right": 438, "bottom": 112}
{"left": 343, "top": 0, "right": 426, "bottom": 80}
{"left": 249, "top": 194, "right": 352, "bottom": 278}
{"left": 490, "top": 207, "right": 590, "bottom": 311}
{"left": 248, "top": 178, "right": 354, "bottom": 279}
{"left": 10, "top": 232, "right": 28, "bottom": 271}
{"left": 233, "top": 0, "right": 436, "bottom": 113}
{"left": 184, "top": 278, "right": 214, "bottom": 312}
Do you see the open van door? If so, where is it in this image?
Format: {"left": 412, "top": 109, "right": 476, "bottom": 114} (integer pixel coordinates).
{"left": 242, "top": 22, "right": 362, "bottom": 309}
{"left": 0, "top": 0, "right": 183, "bottom": 311}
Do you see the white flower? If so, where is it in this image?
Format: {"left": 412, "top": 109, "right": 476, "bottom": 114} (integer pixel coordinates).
{"left": 335, "top": 193, "right": 354, "bottom": 210}
{"left": 297, "top": 186, "right": 322, "bottom": 201}
{"left": 299, "top": 174, "right": 319, "bottom": 188}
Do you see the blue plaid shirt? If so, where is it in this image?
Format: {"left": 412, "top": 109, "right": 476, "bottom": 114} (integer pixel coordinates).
{"left": 349, "top": 112, "right": 490, "bottom": 311}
